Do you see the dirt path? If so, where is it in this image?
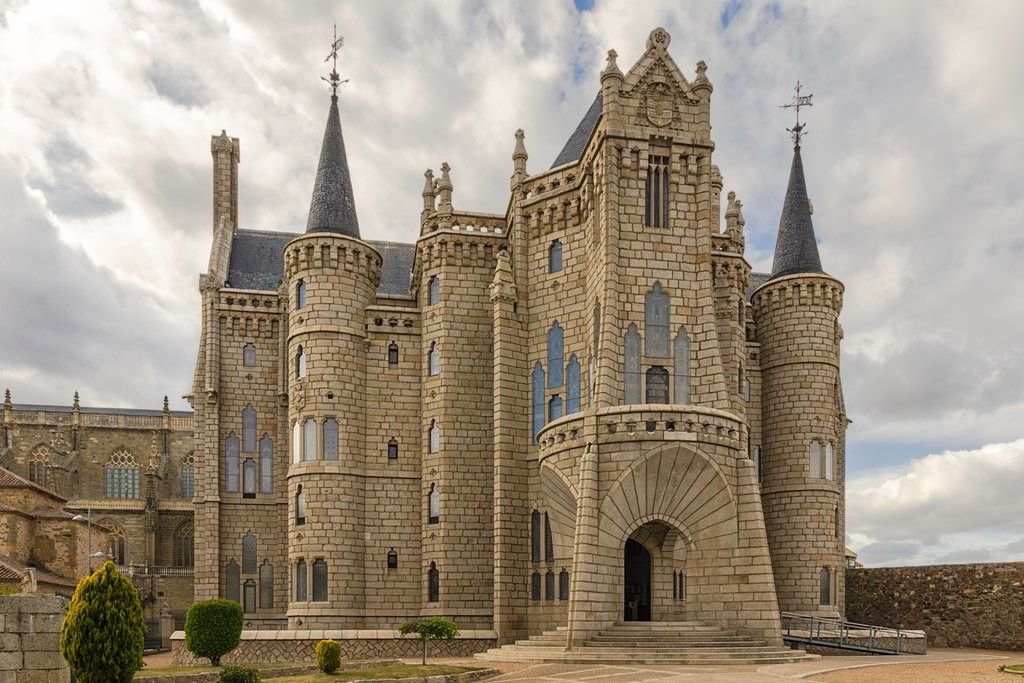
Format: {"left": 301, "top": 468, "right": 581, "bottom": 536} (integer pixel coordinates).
{"left": 813, "top": 648, "right": 1021, "bottom": 682}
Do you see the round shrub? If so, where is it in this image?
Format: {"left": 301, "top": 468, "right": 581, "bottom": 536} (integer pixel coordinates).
{"left": 219, "top": 665, "right": 260, "bottom": 683}
{"left": 185, "top": 599, "right": 244, "bottom": 666}
{"left": 315, "top": 638, "right": 341, "bottom": 673}
{"left": 60, "top": 561, "right": 145, "bottom": 683}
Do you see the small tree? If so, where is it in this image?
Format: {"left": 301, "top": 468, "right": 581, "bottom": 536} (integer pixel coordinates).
{"left": 315, "top": 638, "right": 341, "bottom": 673}
{"left": 60, "top": 561, "right": 145, "bottom": 683}
{"left": 399, "top": 617, "right": 459, "bottom": 665}
{"left": 185, "top": 599, "right": 243, "bottom": 666}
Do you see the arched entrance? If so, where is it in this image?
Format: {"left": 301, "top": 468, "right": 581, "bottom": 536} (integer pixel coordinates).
{"left": 623, "top": 538, "right": 651, "bottom": 621}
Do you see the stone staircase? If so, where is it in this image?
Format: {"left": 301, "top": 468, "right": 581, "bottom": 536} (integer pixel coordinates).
{"left": 477, "top": 621, "right": 819, "bottom": 665}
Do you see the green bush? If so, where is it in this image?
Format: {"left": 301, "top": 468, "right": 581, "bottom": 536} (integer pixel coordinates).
{"left": 399, "top": 617, "right": 459, "bottom": 665}
{"left": 219, "top": 665, "right": 260, "bottom": 683}
{"left": 185, "top": 599, "right": 244, "bottom": 666}
{"left": 315, "top": 638, "right": 342, "bottom": 673}
{"left": 59, "top": 561, "right": 144, "bottom": 683}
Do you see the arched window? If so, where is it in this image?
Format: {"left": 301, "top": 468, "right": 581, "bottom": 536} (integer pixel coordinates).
{"left": 544, "top": 512, "right": 554, "bottom": 562}
{"left": 673, "top": 326, "right": 691, "bottom": 403}
{"left": 102, "top": 522, "right": 127, "bottom": 565}
{"left": 105, "top": 449, "right": 141, "bottom": 499}
{"left": 678, "top": 571, "right": 686, "bottom": 601}
{"left": 547, "top": 322, "right": 564, "bottom": 387}
{"left": 292, "top": 422, "right": 301, "bottom": 464}
{"left": 296, "top": 279, "right": 307, "bottom": 309}
{"left": 645, "top": 366, "right": 670, "bottom": 404}
{"left": 242, "top": 405, "right": 256, "bottom": 452}
{"left": 173, "top": 522, "right": 193, "bottom": 568}
{"left": 530, "top": 509, "right": 541, "bottom": 563}
{"left": 559, "top": 568, "right": 570, "bottom": 600}
{"left": 295, "top": 485, "right": 306, "bottom": 525}
{"left": 809, "top": 440, "right": 823, "bottom": 479}
{"left": 388, "top": 342, "right": 399, "bottom": 365}
{"left": 548, "top": 240, "right": 563, "bottom": 273}
{"left": 566, "top": 355, "right": 581, "bottom": 414}
{"left": 428, "top": 484, "right": 439, "bottom": 524}
{"left": 531, "top": 362, "right": 545, "bottom": 444}
{"left": 645, "top": 154, "right": 670, "bottom": 228}
{"left": 259, "top": 562, "right": 273, "bottom": 609}
{"left": 243, "top": 343, "right": 256, "bottom": 367}
{"left": 387, "top": 549, "right": 398, "bottom": 569}
{"left": 242, "top": 531, "right": 257, "bottom": 573}
{"left": 323, "top": 418, "right": 339, "bottom": 460}
{"left": 825, "top": 442, "right": 835, "bottom": 481}
{"left": 181, "top": 453, "right": 195, "bottom": 499}
{"left": 225, "top": 560, "right": 240, "bottom": 603}
{"left": 225, "top": 434, "right": 240, "bottom": 492}
{"left": 387, "top": 438, "right": 399, "bottom": 460}
{"left": 242, "top": 459, "right": 256, "bottom": 498}
{"left": 28, "top": 445, "right": 50, "bottom": 488}
{"left": 624, "top": 324, "right": 641, "bottom": 404}
{"left": 427, "top": 276, "right": 440, "bottom": 306}
{"left": 259, "top": 435, "right": 273, "bottom": 493}
{"left": 427, "top": 562, "right": 439, "bottom": 603}
{"left": 548, "top": 395, "right": 563, "bottom": 421}
{"left": 545, "top": 569, "right": 555, "bottom": 600}
{"left": 244, "top": 580, "right": 257, "bottom": 613}
{"left": 645, "top": 282, "right": 670, "bottom": 357}
{"left": 427, "top": 342, "right": 440, "bottom": 376}
{"left": 819, "top": 567, "right": 832, "bottom": 605}
{"left": 312, "top": 559, "right": 328, "bottom": 602}
{"left": 303, "top": 419, "right": 316, "bottom": 461}
{"left": 294, "top": 559, "right": 307, "bottom": 601}
{"left": 428, "top": 420, "right": 439, "bottom": 454}
{"left": 531, "top": 571, "right": 541, "bottom": 600}
{"left": 296, "top": 345, "right": 306, "bottom": 379}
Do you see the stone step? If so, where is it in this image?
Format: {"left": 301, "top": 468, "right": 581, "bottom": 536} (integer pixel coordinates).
{"left": 581, "top": 643, "right": 775, "bottom": 651}
{"left": 479, "top": 652, "right": 815, "bottom": 665}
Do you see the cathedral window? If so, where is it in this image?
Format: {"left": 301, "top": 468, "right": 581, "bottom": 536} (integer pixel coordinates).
{"left": 819, "top": 567, "right": 832, "bottom": 605}
{"left": 549, "top": 240, "right": 563, "bottom": 273}
{"left": 225, "top": 561, "right": 240, "bottom": 603}
{"left": 243, "top": 580, "right": 256, "bottom": 613}
{"left": 225, "top": 433, "right": 240, "bottom": 491}
{"left": 296, "top": 346, "right": 306, "bottom": 379}
{"left": 566, "top": 355, "right": 581, "bottom": 415}
{"left": 531, "top": 363, "right": 545, "bottom": 443}
{"left": 242, "top": 459, "right": 256, "bottom": 498}
{"left": 548, "top": 395, "right": 563, "bottom": 421}
{"left": 242, "top": 531, "right": 257, "bottom": 573}
{"left": 105, "top": 449, "right": 141, "bottom": 499}
{"left": 294, "top": 559, "right": 307, "bottom": 601}
{"left": 173, "top": 522, "right": 193, "bottom": 568}
{"left": 673, "top": 326, "right": 691, "bottom": 403}
{"left": 530, "top": 571, "right": 541, "bottom": 601}
{"left": 291, "top": 422, "right": 301, "bottom": 464}
{"left": 312, "top": 559, "right": 328, "bottom": 602}
{"left": 181, "top": 453, "right": 195, "bottom": 499}
{"left": 102, "top": 521, "right": 127, "bottom": 565}
{"left": 387, "top": 438, "right": 399, "bottom": 460}
{"left": 428, "top": 420, "right": 439, "bottom": 454}
{"left": 545, "top": 569, "right": 555, "bottom": 600}
{"left": 303, "top": 419, "right": 316, "bottom": 461}
{"left": 387, "top": 549, "right": 398, "bottom": 569}
{"left": 428, "top": 342, "right": 440, "bottom": 376}
{"left": 645, "top": 282, "right": 670, "bottom": 357}
{"left": 259, "top": 435, "right": 273, "bottom": 493}
{"left": 624, "top": 324, "right": 641, "bottom": 404}
{"left": 296, "top": 279, "right": 307, "bottom": 309}
{"left": 750, "top": 445, "right": 762, "bottom": 483}
{"left": 323, "top": 418, "right": 339, "bottom": 460}
{"left": 427, "top": 276, "right": 440, "bottom": 306}
{"left": 644, "top": 154, "right": 670, "bottom": 228}
{"left": 544, "top": 512, "right": 554, "bottom": 562}
{"left": 242, "top": 405, "right": 257, "bottom": 452}
{"left": 428, "top": 484, "right": 440, "bottom": 524}
{"left": 295, "top": 485, "right": 306, "bottom": 525}
{"left": 547, "top": 322, "right": 564, "bottom": 387}
{"left": 259, "top": 562, "right": 273, "bottom": 609}
{"left": 427, "top": 562, "right": 439, "bottom": 603}
{"left": 559, "top": 568, "right": 570, "bottom": 600}
{"left": 388, "top": 342, "right": 399, "bottom": 365}
{"left": 531, "top": 509, "right": 541, "bottom": 563}
{"left": 645, "top": 366, "right": 670, "bottom": 404}
{"left": 28, "top": 445, "right": 50, "bottom": 488}
{"left": 243, "top": 343, "right": 256, "bottom": 367}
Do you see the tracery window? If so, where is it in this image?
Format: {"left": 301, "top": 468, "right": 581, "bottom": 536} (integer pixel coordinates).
{"left": 645, "top": 154, "right": 670, "bottom": 228}
{"left": 427, "top": 276, "right": 440, "bottom": 306}
{"left": 645, "top": 282, "right": 670, "bottom": 357}
{"left": 173, "top": 522, "right": 193, "bottom": 568}
{"left": 566, "top": 355, "right": 581, "bottom": 415}
{"left": 242, "top": 531, "right": 257, "bottom": 573}
{"left": 303, "top": 419, "right": 316, "bottom": 461}
{"left": 645, "top": 366, "right": 670, "bottom": 404}
{"left": 531, "top": 363, "right": 545, "bottom": 444}
{"left": 242, "top": 405, "right": 257, "bottom": 452}
{"left": 673, "top": 326, "right": 691, "bottom": 403}
{"left": 243, "top": 343, "right": 256, "bottom": 367}
{"left": 259, "top": 435, "right": 273, "bottom": 493}
{"left": 427, "top": 562, "right": 439, "bottom": 603}
{"left": 548, "top": 240, "right": 563, "bottom": 273}
{"left": 624, "top": 324, "right": 641, "bottom": 404}
{"left": 225, "top": 433, "right": 240, "bottom": 492}
{"left": 259, "top": 562, "right": 274, "bottom": 609}
{"left": 181, "top": 453, "right": 195, "bottom": 499}
{"left": 28, "top": 445, "right": 50, "bottom": 488}
{"left": 312, "top": 559, "right": 328, "bottom": 602}
{"left": 225, "top": 561, "right": 240, "bottom": 602}
{"left": 547, "top": 322, "right": 564, "bottom": 387}
{"left": 105, "top": 449, "right": 141, "bottom": 499}
{"left": 323, "top": 418, "right": 339, "bottom": 460}
{"left": 103, "top": 522, "right": 127, "bottom": 565}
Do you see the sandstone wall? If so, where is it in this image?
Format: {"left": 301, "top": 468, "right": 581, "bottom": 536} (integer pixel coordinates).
{"left": 0, "top": 594, "right": 69, "bottom": 683}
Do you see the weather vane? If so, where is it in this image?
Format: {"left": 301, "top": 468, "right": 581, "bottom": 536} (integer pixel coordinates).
{"left": 780, "top": 80, "right": 813, "bottom": 147}
{"left": 322, "top": 23, "right": 349, "bottom": 97}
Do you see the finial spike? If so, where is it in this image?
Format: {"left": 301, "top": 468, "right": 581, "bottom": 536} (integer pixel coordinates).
{"left": 322, "top": 23, "right": 349, "bottom": 98}
{"left": 780, "top": 80, "right": 813, "bottom": 147}
{"left": 73, "top": 391, "right": 80, "bottom": 409}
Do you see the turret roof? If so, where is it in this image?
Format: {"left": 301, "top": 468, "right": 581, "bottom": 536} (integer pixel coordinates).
{"left": 769, "top": 145, "right": 824, "bottom": 280}
{"left": 306, "top": 95, "right": 360, "bottom": 237}
{"left": 550, "top": 92, "right": 603, "bottom": 168}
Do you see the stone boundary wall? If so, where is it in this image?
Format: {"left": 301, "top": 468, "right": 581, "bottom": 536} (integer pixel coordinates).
{"left": 0, "top": 593, "right": 69, "bottom": 683}
{"left": 170, "top": 630, "right": 497, "bottom": 665}
{"left": 846, "top": 562, "right": 1024, "bottom": 650}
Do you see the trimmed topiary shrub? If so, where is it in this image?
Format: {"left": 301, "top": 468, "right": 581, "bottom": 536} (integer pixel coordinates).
{"left": 219, "top": 665, "right": 260, "bottom": 683}
{"left": 399, "top": 617, "right": 459, "bottom": 665}
{"left": 315, "top": 638, "right": 341, "bottom": 673}
{"left": 185, "top": 599, "right": 244, "bottom": 666}
{"left": 60, "top": 561, "right": 145, "bottom": 683}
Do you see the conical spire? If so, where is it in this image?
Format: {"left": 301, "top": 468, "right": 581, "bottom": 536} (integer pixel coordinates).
{"left": 305, "top": 94, "right": 360, "bottom": 237}
{"left": 768, "top": 144, "right": 823, "bottom": 280}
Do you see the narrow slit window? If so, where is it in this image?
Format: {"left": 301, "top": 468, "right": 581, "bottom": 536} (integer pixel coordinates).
{"left": 428, "top": 342, "right": 440, "bottom": 376}
{"left": 243, "top": 343, "right": 256, "bottom": 367}
{"left": 624, "top": 324, "right": 641, "bottom": 404}
{"left": 303, "top": 419, "right": 316, "bottom": 461}
{"left": 296, "top": 279, "right": 307, "bottom": 309}
{"left": 547, "top": 322, "right": 564, "bottom": 387}
{"left": 428, "top": 484, "right": 440, "bottom": 524}
{"left": 545, "top": 569, "right": 555, "bottom": 600}
{"left": 645, "top": 366, "right": 669, "bottom": 404}
{"left": 427, "top": 562, "right": 439, "bottom": 603}
{"left": 388, "top": 342, "right": 399, "bottom": 365}
{"left": 428, "top": 420, "right": 439, "bottom": 454}
{"left": 531, "top": 509, "right": 541, "bottom": 563}
{"left": 295, "top": 485, "right": 306, "bottom": 525}
{"left": 291, "top": 422, "right": 301, "bottom": 464}
{"left": 387, "top": 438, "right": 399, "bottom": 460}
{"left": 544, "top": 512, "right": 554, "bottom": 562}
{"left": 259, "top": 435, "right": 273, "bottom": 493}
{"left": 296, "top": 346, "right": 306, "bottom": 379}
{"left": 531, "top": 363, "right": 545, "bottom": 443}
{"left": 387, "top": 549, "right": 398, "bottom": 569}
{"left": 323, "top": 418, "right": 339, "bottom": 460}
{"left": 295, "top": 559, "right": 307, "bottom": 601}
{"left": 242, "top": 405, "right": 256, "bottom": 452}
{"left": 645, "top": 155, "right": 670, "bottom": 227}
{"left": 427, "top": 276, "right": 440, "bottom": 306}
{"left": 566, "top": 355, "right": 581, "bottom": 415}
{"left": 312, "top": 559, "right": 328, "bottom": 602}
{"left": 548, "top": 240, "right": 563, "bottom": 273}
{"left": 531, "top": 571, "right": 541, "bottom": 601}
{"left": 645, "top": 282, "right": 670, "bottom": 357}
{"left": 559, "top": 568, "right": 569, "bottom": 600}
{"left": 225, "top": 434, "right": 240, "bottom": 493}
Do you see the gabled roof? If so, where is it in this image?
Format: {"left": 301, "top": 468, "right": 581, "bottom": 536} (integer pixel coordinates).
{"left": 769, "top": 145, "right": 824, "bottom": 280}
{"left": 0, "top": 467, "right": 66, "bottom": 502}
{"left": 306, "top": 95, "right": 360, "bottom": 237}
{"left": 0, "top": 555, "right": 77, "bottom": 588}
{"left": 551, "top": 93, "right": 603, "bottom": 168}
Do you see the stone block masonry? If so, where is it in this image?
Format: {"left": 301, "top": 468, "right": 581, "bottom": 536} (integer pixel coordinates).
{"left": 0, "top": 594, "right": 69, "bottom": 683}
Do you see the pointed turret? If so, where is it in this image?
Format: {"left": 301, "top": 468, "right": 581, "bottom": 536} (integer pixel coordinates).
{"left": 769, "top": 144, "right": 823, "bottom": 280}
{"left": 305, "top": 94, "right": 360, "bottom": 237}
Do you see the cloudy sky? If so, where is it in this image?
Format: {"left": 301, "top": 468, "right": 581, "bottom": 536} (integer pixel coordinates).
{"left": 1, "top": 0, "right": 1022, "bottom": 567}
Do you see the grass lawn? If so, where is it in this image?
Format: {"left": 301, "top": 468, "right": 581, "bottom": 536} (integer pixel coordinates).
{"left": 271, "top": 664, "right": 482, "bottom": 682}
{"left": 1002, "top": 664, "right": 1024, "bottom": 675}
{"left": 135, "top": 663, "right": 297, "bottom": 678}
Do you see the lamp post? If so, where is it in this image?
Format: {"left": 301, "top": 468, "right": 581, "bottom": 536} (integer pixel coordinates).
{"left": 72, "top": 509, "right": 98, "bottom": 575}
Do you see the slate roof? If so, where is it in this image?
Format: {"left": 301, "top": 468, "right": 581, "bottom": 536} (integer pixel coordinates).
{"left": 306, "top": 95, "right": 360, "bottom": 237}
{"left": 769, "top": 145, "right": 824, "bottom": 280}
{"left": 0, "top": 467, "right": 66, "bottom": 501}
{"left": 551, "top": 92, "right": 603, "bottom": 168}
{"left": 747, "top": 272, "right": 770, "bottom": 300}
{"left": 225, "top": 230, "right": 416, "bottom": 297}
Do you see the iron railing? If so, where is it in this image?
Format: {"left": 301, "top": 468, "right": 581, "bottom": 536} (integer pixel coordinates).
{"left": 115, "top": 565, "right": 194, "bottom": 577}
{"left": 780, "top": 611, "right": 926, "bottom": 655}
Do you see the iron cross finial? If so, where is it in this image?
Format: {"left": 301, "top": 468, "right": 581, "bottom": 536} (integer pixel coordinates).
{"left": 322, "top": 23, "right": 349, "bottom": 98}
{"left": 780, "top": 80, "right": 814, "bottom": 148}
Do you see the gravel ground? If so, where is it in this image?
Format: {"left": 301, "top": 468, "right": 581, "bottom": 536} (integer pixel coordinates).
{"left": 814, "top": 649, "right": 1022, "bottom": 682}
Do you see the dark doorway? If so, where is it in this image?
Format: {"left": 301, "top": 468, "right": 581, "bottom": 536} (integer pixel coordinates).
{"left": 623, "top": 538, "right": 652, "bottom": 621}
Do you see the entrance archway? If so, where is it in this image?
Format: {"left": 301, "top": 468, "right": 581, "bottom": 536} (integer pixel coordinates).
{"left": 623, "top": 538, "right": 651, "bottom": 621}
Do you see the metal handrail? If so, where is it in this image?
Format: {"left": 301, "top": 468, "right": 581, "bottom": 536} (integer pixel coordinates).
{"left": 780, "top": 611, "right": 926, "bottom": 655}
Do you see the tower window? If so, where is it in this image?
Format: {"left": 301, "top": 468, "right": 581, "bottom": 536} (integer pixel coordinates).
{"left": 531, "top": 363, "right": 545, "bottom": 443}
{"left": 242, "top": 405, "right": 257, "bottom": 452}
{"left": 387, "top": 438, "right": 399, "bottom": 460}
{"left": 427, "top": 562, "right": 439, "bottom": 603}
{"left": 291, "top": 422, "right": 301, "bottom": 464}
{"left": 387, "top": 549, "right": 398, "bottom": 569}
{"left": 428, "top": 484, "right": 439, "bottom": 524}
{"left": 645, "top": 366, "right": 669, "bottom": 403}
{"left": 303, "top": 419, "right": 316, "bottom": 461}
{"left": 545, "top": 569, "right": 555, "bottom": 600}
{"left": 242, "top": 531, "right": 257, "bottom": 573}
{"left": 547, "top": 322, "right": 564, "bottom": 387}
{"left": 559, "top": 568, "right": 570, "bottom": 600}
{"left": 624, "top": 324, "right": 641, "bottom": 404}
{"left": 428, "top": 342, "right": 440, "bottom": 376}
{"left": 296, "top": 279, "right": 307, "bottom": 309}
{"left": 750, "top": 444, "right": 762, "bottom": 483}
{"left": 242, "top": 459, "right": 256, "bottom": 498}
{"left": 225, "top": 561, "right": 240, "bottom": 603}
{"left": 544, "top": 512, "right": 554, "bottom": 562}
{"left": 645, "top": 154, "right": 670, "bottom": 228}
{"left": 548, "top": 395, "right": 563, "bottom": 421}
{"left": 819, "top": 567, "right": 832, "bottom": 605}
{"left": 388, "top": 342, "right": 399, "bottom": 365}
{"left": 673, "top": 326, "right": 691, "bottom": 403}
{"left": 259, "top": 561, "right": 274, "bottom": 609}
{"left": 312, "top": 559, "right": 328, "bottom": 602}
{"left": 645, "top": 282, "right": 670, "bottom": 357}
{"left": 531, "top": 571, "right": 541, "bottom": 601}
{"left": 295, "top": 485, "right": 306, "bottom": 525}
{"left": 427, "top": 276, "right": 440, "bottom": 306}
{"left": 825, "top": 442, "right": 835, "bottom": 480}
{"left": 428, "top": 420, "right": 439, "bottom": 454}
{"left": 296, "top": 346, "right": 306, "bottom": 379}
{"left": 259, "top": 435, "right": 273, "bottom": 493}
{"left": 566, "top": 355, "right": 581, "bottom": 415}
{"left": 243, "top": 343, "right": 256, "bottom": 367}
{"left": 323, "top": 418, "right": 339, "bottom": 460}
{"left": 225, "top": 434, "right": 239, "bottom": 492}
{"left": 531, "top": 509, "right": 541, "bottom": 563}
{"left": 810, "top": 439, "right": 835, "bottom": 480}
{"left": 294, "top": 559, "right": 307, "bottom": 601}
{"left": 809, "top": 440, "right": 823, "bottom": 479}
{"left": 549, "top": 240, "right": 563, "bottom": 273}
